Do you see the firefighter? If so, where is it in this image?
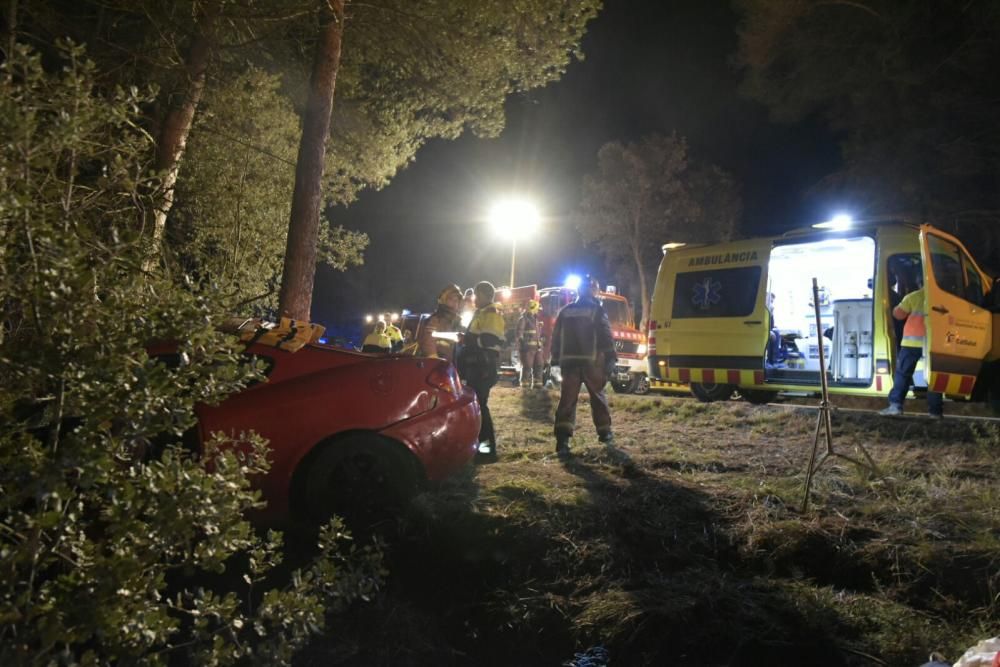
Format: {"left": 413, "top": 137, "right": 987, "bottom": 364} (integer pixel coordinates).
{"left": 361, "top": 320, "right": 392, "bottom": 353}
{"left": 516, "top": 299, "right": 544, "bottom": 389}
{"left": 386, "top": 314, "right": 404, "bottom": 352}
{"left": 417, "top": 284, "right": 463, "bottom": 363}
{"left": 459, "top": 281, "right": 505, "bottom": 463}
{"left": 550, "top": 275, "right": 617, "bottom": 456}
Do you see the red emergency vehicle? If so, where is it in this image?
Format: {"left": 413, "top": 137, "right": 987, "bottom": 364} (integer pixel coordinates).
{"left": 536, "top": 284, "right": 650, "bottom": 394}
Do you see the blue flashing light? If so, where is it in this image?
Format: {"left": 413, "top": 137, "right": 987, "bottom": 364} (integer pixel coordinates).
{"left": 564, "top": 274, "right": 582, "bottom": 290}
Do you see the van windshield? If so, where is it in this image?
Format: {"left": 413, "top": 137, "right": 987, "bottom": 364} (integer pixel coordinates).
{"left": 601, "top": 298, "right": 631, "bottom": 327}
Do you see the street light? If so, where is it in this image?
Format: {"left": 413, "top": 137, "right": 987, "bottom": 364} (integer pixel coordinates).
{"left": 489, "top": 199, "right": 540, "bottom": 287}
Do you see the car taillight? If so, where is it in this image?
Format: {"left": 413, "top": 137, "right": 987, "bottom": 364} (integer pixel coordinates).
{"left": 426, "top": 363, "right": 461, "bottom": 396}
{"left": 647, "top": 320, "right": 657, "bottom": 355}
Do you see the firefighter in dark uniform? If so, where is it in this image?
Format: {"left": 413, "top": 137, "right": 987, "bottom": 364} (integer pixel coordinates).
{"left": 417, "top": 284, "right": 463, "bottom": 363}
{"left": 460, "top": 281, "right": 506, "bottom": 463}
{"left": 550, "top": 276, "right": 617, "bottom": 456}
{"left": 516, "top": 299, "right": 544, "bottom": 389}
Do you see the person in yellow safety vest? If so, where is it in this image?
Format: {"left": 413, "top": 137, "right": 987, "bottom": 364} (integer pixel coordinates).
{"left": 516, "top": 300, "right": 544, "bottom": 389}
{"left": 385, "top": 315, "right": 404, "bottom": 352}
{"left": 417, "top": 284, "right": 463, "bottom": 363}
{"left": 459, "top": 281, "right": 505, "bottom": 463}
{"left": 879, "top": 286, "right": 944, "bottom": 418}
{"left": 361, "top": 320, "right": 392, "bottom": 353}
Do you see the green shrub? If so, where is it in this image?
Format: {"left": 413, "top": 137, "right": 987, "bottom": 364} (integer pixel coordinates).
{"left": 0, "top": 43, "right": 382, "bottom": 665}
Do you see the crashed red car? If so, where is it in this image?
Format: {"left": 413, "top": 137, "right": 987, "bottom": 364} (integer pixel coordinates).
{"left": 149, "top": 320, "right": 480, "bottom": 523}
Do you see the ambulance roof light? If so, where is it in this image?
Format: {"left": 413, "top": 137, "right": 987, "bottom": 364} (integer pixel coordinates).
{"left": 813, "top": 213, "right": 853, "bottom": 230}
{"left": 661, "top": 242, "right": 686, "bottom": 254}
{"left": 606, "top": 285, "right": 617, "bottom": 294}
{"left": 564, "top": 274, "right": 582, "bottom": 290}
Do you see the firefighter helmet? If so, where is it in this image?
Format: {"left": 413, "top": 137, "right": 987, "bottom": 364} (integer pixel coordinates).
{"left": 437, "top": 284, "right": 462, "bottom": 305}
{"left": 527, "top": 299, "right": 540, "bottom": 314}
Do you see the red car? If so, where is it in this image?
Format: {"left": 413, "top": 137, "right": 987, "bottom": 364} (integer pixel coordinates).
{"left": 150, "top": 320, "right": 480, "bottom": 524}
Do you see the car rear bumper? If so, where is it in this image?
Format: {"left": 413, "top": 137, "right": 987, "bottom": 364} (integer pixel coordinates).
{"left": 379, "top": 386, "right": 480, "bottom": 480}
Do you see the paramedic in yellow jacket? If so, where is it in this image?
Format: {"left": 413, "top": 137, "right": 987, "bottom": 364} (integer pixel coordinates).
{"left": 462, "top": 281, "right": 505, "bottom": 462}
{"left": 361, "top": 320, "right": 392, "bottom": 353}
{"left": 385, "top": 315, "right": 404, "bottom": 352}
{"left": 879, "top": 286, "right": 944, "bottom": 418}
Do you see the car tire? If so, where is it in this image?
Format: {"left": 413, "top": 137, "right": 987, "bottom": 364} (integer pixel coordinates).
{"left": 294, "top": 435, "right": 419, "bottom": 527}
{"left": 739, "top": 388, "right": 779, "bottom": 405}
{"left": 611, "top": 377, "right": 637, "bottom": 394}
{"left": 690, "top": 382, "right": 735, "bottom": 403}
{"left": 633, "top": 374, "right": 651, "bottom": 395}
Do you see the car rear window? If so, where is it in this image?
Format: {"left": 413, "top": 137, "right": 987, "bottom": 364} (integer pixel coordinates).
{"left": 672, "top": 266, "right": 762, "bottom": 318}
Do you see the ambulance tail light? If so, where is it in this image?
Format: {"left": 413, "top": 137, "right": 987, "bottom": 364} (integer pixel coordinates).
{"left": 427, "top": 362, "right": 462, "bottom": 397}
{"left": 647, "top": 320, "right": 657, "bottom": 355}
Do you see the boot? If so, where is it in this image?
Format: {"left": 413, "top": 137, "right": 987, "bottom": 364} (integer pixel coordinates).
{"left": 555, "top": 436, "right": 571, "bottom": 458}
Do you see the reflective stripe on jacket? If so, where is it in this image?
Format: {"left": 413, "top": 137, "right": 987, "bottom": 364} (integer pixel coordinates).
{"left": 516, "top": 313, "right": 541, "bottom": 349}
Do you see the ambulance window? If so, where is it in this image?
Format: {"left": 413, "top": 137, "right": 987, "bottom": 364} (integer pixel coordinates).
{"left": 672, "top": 267, "right": 762, "bottom": 318}
{"left": 928, "top": 235, "right": 981, "bottom": 303}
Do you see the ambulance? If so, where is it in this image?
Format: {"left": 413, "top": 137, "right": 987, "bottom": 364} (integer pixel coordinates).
{"left": 538, "top": 282, "right": 651, "bottom": 394}
{"left": 646, "top": 218, "right": 1000, "bottom": 407}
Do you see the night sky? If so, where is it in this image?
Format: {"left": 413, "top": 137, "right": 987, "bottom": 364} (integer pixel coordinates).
{"left": 313, "top": 0, "right": 842, "bottom": 332}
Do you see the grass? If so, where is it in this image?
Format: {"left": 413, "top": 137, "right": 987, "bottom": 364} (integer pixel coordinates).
{"left": 308, "top": 386, "right": 1000, "bottom": 666}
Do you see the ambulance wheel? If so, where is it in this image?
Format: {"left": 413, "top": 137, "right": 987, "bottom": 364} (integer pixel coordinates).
{"left": 740, "top": 389, "right": 779, "bottom": 405}
{"left": 633, "top": 374, "right": 651, "bottom": 395}
{"left": 611, "top": 377, "right": 637, "bottom": 394}
{"left": 690, "top": 382, "right": 735, "bottom": 403}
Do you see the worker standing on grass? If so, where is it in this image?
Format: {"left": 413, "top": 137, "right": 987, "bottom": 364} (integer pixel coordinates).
{"left": 417, "top": 284, "right": 464, "bottom": 363}
{"left": 459, "top": 281, "right": 505, "bottom": 463}
{"left": 879, "top": 285, "right": 944, "bottom": 419}
{"left": 550, "top": 276, "right": 617, "bottom": 457}
{"left": 516, "top": 300, "right": 544, "bottom": 389}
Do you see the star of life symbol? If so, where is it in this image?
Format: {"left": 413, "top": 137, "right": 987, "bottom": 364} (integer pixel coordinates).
{"left": 692, "top": 277, "right": 722, "bottom": 310}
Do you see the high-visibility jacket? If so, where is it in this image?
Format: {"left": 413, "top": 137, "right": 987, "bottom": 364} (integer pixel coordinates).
{"left": 551, "top": 295, "right": 615, "bottom": 367}
{"left": 898, "top": 288, "right": 927, "bottom": 349}
{"left": 516, "top": 313, "right": 542, "bottom": 350}
{"left": 467, "top": 303, "right": 505, "bottom": 352}
{"left": 386, "top": 323, "right": 403, "bottom": 345}
{"left": 361, "top": 331, "right": 391, "bottom": 352}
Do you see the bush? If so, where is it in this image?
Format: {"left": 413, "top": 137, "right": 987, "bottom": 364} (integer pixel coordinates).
{"left": 0, "top": 43, "right": 382, "bottom": 665}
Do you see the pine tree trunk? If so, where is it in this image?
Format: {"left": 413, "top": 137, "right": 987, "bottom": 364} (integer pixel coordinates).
{"left": 278, "top": 0, "right": 346, "bottom": 321}
{"left": 150, "top": 27, "right": 213, "bottom": 259}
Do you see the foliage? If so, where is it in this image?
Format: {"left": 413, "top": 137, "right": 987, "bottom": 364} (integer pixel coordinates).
{"left": 734, "top": 0, "right": 1000, "bottom": 257}
{"left": 0, "top": 44, "right": 382, "bottom": 665}
{"left": 170, "top": 67, "right": 367, "bottom": 311}
{"left": 578, "top": 133, "right": 741, "bottom": 325}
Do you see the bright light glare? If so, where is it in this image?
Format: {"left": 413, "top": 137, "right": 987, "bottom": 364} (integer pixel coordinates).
{"left": 564, "top": 274, "right": 582, "bottom": 290}
{"left": 813, "top": 213, "right": 853, "bottom": 230}
{"left": 390, "top": 313, "right": 399, "bottom": 322}
{"left": 489, "top": 199, "right": 540, "bottom": 239}
{"left": 365, "top": 314, "right": 373, "bottom": 323}
{"left": 501, "top": 288, "right": 512, "bottom": 300}
{"left": 460, "top": 310, "right": 474, "bottom": 328}
{"left": 636, "top": 343, "right": 647, "bottom": 356}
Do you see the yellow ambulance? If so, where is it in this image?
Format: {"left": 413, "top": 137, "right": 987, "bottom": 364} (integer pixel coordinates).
{"left": 646, "top": 218, "right": 1000, "bottom": 406}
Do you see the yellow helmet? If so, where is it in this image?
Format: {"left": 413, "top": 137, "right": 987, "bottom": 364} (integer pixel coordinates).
{"left": 437, "top": 284, "right": 462, "bottom": 305}
{"left": 527, "top": 299, "right": 540, "bottom": 314}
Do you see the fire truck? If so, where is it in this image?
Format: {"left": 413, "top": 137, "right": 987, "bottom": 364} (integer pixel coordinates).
{"left": 494, "top": 284, "right": 541, "bottom": 382}
{"left": 536, "top": 283, "right": 650, "bottom": 394}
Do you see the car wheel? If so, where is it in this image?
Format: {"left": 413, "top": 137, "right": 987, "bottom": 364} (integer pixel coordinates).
{"left": 295, "top": 435, "right": 418, "bottom": 527}
{"left": 611, "top": 377, "right": 637, "bottom": 394}
{"left": 690, "top": 382, "right": 735, "bottom": 403}
{"left": 739, "top": 388, "right": 779, "bottom": 405}
{"left": 633, "top": 374, "right": 651, "bottom": 395}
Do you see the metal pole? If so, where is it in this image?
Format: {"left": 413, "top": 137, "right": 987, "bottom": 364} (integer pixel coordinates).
{"left": 510, "top": 237, "right": 517, "bottom": 287}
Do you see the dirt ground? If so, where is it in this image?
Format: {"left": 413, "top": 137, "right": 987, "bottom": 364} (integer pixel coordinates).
{"left": 305, "top": 386, "right": 1000, "bottom": 666}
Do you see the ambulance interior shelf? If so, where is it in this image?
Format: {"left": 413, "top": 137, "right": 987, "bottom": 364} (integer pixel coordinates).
{"left": 766, "top": 235, "right": 876, "bottom": 385}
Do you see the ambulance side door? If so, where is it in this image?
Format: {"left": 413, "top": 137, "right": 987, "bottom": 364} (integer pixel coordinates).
{"left": 919, "top": 225, "right": 992, "bottom": 397}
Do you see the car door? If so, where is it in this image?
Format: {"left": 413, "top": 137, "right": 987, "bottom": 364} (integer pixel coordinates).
{"left": 919, "top": 225, "right": 992, "bottom": 397}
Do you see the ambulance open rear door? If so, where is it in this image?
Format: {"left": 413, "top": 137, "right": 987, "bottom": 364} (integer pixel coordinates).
{"left": 919, "top": 225, "right": 992, "bottom": 398}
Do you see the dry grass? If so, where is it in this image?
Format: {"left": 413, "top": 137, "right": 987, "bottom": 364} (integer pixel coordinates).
{"left": 314, "top": 386, "right": 1000, "bottom": 666}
